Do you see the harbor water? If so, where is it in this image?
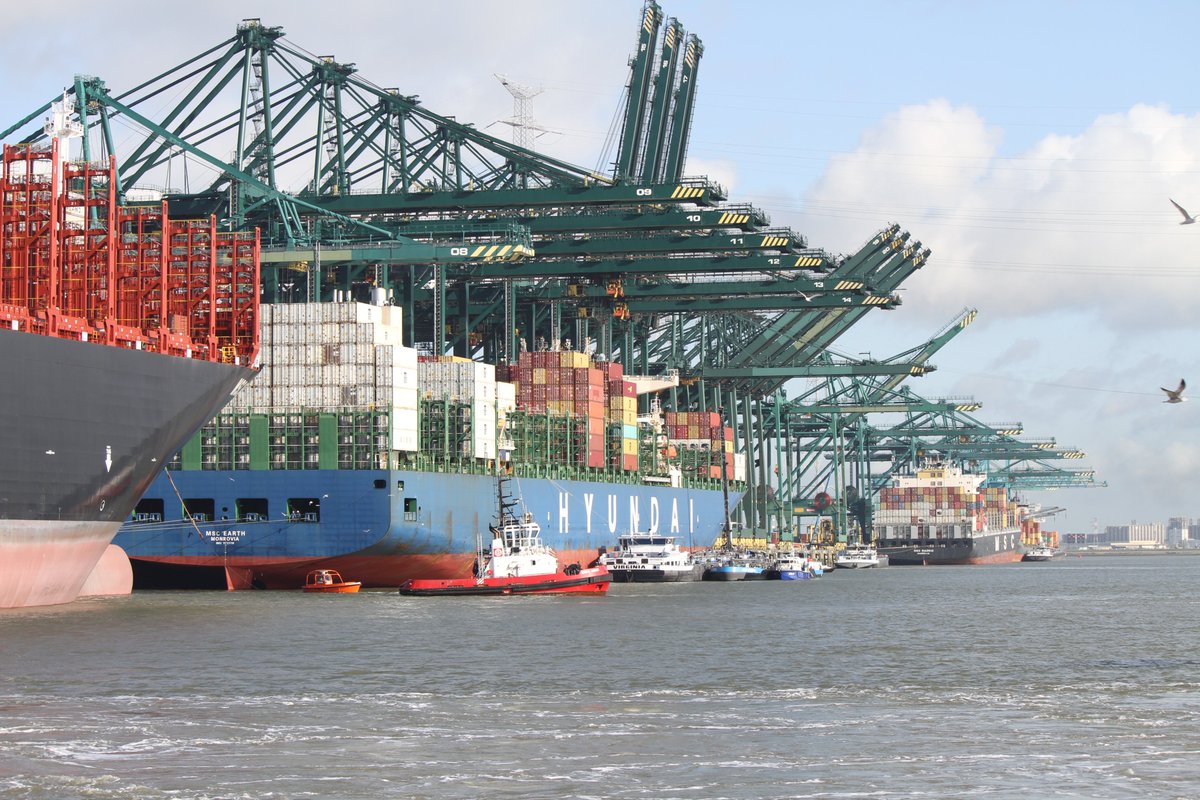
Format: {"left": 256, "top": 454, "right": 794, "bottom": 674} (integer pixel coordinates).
{"left": 2, "top": 555, "right": 1199, "bottom": 799}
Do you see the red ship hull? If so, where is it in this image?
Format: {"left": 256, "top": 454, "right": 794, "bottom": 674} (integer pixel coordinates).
{"left": 398, "top": 565, "right": 610, "bottom": 596}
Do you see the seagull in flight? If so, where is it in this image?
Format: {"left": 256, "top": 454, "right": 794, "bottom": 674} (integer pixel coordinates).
{"left": 1162, "top": 379, "right": 1187, "bottom": 404}
{"left": 1170, "top": 199, "right": 1197, "bottom": 225}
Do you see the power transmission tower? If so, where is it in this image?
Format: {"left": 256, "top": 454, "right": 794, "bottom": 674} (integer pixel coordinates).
{"left": 494, "top": 74, "right": 545, "bottom": 151}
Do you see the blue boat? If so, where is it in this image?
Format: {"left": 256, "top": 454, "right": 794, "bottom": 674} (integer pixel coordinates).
{"left": 700, "top": 556, "right": 766, "bottom": 582}
{"left": 767, "top": 552, "right": 821, "bottom": 580}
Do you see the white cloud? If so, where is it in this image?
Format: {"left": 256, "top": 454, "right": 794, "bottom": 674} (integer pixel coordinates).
{"left": 801, "top": 100, "right": 1200, "bottom": 333}
{"left": 809, "top": 100, "right": 1200, "bottom": 530}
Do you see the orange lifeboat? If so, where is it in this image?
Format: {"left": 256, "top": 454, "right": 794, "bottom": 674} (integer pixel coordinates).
{"left": 303, "top": 569, "right": 362, "bottom": 593}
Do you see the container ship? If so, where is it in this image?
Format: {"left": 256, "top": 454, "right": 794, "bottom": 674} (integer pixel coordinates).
{"left": 114, "top": 302, "right": 743, "bottom": 590}
{"left": 871, "top": 463, "right": 1024, "bottom": 565}
{"left": 0, "top": 106, "right": 260, "bottom": 608}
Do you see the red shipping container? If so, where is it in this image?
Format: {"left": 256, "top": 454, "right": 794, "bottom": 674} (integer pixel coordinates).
{"left": 704, "top": 411, "right": 720, "bottom": 429}
{"left": 587, "top": 434, "right": 605, "bottom": 452}
{"left": 587, "top": 450, "right": 606, "bottom": 469}
{"left": 607, "top": 362, "right": 624, "bottom": 380}
{"left": 588, "top": 416, "right": 605, "bottom": 435}
{"left": 623, "top": 454, "right": 638, "bottom": 471}
{"left": 588, "top": 401, "right": 606, "bottom": 419}
{"left": 623, "top": 381, "right": 636, "bottom": 398}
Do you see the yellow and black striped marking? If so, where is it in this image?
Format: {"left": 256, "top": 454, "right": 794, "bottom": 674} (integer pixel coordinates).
{"left": 671, "top": 185, "right": 706, "bottom": 199}
{"left": 862, "top": 296, "right": 892, "bottom": 305}
{"left": 759, "top": 235, "right": 790, "bottom": 248}
{"left": 642, "top": 8, "right": 656, "bottom": 33}
{"left": 955, "top": 403, "right": 982, "bottom": 412}
{"left": 834, "top": 280, "right": 863, "bottom": 291}
{"left": 960, "top": 310, "right": 977, "bottom": 328}
{"left": 470, "top": 244, "right": 533, "bottom": 262}
{"left": 792, "top": 256, "right": 824, "bottom": 268}
{"left": 717, "top": 212, "right": 751, "bottom": 225}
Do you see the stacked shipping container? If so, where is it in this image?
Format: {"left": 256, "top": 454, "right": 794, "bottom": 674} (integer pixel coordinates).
{"left": 0, "top": 140, "right": 259, "bottom": 363}
{"left": 663, "top": 410, "right": 735, "bottom": 480}
{"left": 500, "top": 351, "right": 640, "bottom": 471}
{"left": 874, "top": 466, "right": 1022, "bottom": 540}
{"left": 417, "top": 355, "right": 499, "bottom": 460}
{"left": 229, "top": 302, "right": 419, "bottom": 451}
{"left": 185, "top": 303, "right": 737, "bottom": 487}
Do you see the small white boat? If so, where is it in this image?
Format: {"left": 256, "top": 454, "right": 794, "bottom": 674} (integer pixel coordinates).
{"left": 605, "top": 532, "right": 703, "bottom": 582}
{"left": 1022, "top": 546, "right": 1058, "bottom": 562}
{"left": 834, "top": 545, "right": 880, "bottom": 569}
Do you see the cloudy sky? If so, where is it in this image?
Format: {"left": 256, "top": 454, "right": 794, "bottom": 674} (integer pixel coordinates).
{"left": 4, "top": 0, "right": 1198, "bottom": 535}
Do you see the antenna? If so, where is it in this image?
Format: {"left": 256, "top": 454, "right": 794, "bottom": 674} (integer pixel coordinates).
{"left": 491, "top": 74, "right": 554, "bottom": 151}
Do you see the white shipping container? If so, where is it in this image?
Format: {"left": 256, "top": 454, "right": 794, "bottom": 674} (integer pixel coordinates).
{"left": 471, "top": 399, "right": 496, "bottom": 458}
{"left": 390, "top": 406, "right": 419, "bottom": 451}
{"left": 356, "top": 303, "right": 383, "bottom": 325}
{"left": 496, "top": 381, "right": 516, "bottom": 413}
{"left": 473, "top": 438, "right": 497, "bottom": 460}
{"left": 390, "top": 386, "right": 420, "bottom": 411}
{"left": 370, "top": 322, "right": 404, "bottom": 346}
{"left": 381, "top": 305, "right": 403, "bottom": 330}
{"left": 394, "top": 345, "right": 418, "bottom": 369}
{"left": 733, "top": 452, "right": 747, "bottom": 482}
{"left": 395, "top": 365, "right": 417, "bottom": 389}
{"left": 391, "top": 427, "right": 420, "bottom": 452}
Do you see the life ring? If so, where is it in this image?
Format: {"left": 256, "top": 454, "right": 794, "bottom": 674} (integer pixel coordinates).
{"left": 813, "top": 492, "right": 833, "bottom": 511}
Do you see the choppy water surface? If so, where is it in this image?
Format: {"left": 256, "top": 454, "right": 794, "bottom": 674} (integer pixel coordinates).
{"left": 2, "top": 555, "right": 1199, "bottom": 799}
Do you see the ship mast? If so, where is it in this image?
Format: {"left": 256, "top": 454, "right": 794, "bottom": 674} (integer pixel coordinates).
{"left": 718, "top": 406, "right": 733, "bottom": 550}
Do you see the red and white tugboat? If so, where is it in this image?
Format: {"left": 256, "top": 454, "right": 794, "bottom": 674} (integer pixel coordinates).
{"left": 398, "top": 477, "right": 610, "bottom": 596}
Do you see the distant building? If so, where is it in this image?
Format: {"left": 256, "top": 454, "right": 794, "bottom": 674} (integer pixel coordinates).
{"left": 1105, "top": 522, "right": 1166, "bottom": 549}
{"left": 1167, "top": 517, "right": 1191, "bottom": 548}
{"left": 1065, "top": 518, "right": 1199, "bottom": 549}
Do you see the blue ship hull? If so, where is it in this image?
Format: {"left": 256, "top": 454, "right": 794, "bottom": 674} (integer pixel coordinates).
{"left": 115, "top": 468, "right": 740, "bottom": 589}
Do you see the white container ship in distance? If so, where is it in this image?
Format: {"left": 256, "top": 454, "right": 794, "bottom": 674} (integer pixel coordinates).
{"left": 872, "top": 463, "right": 1023, "bottom": 565}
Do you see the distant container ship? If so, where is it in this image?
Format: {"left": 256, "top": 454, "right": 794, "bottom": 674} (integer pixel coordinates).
{"left": 871, "top": 463, "right": 1024, "bottom": 565}
{"left": 115, "top": 302, "right": 744, "bottom": 590}
{"left": 1, "top": 105, "right": 259, "bottom": 608}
